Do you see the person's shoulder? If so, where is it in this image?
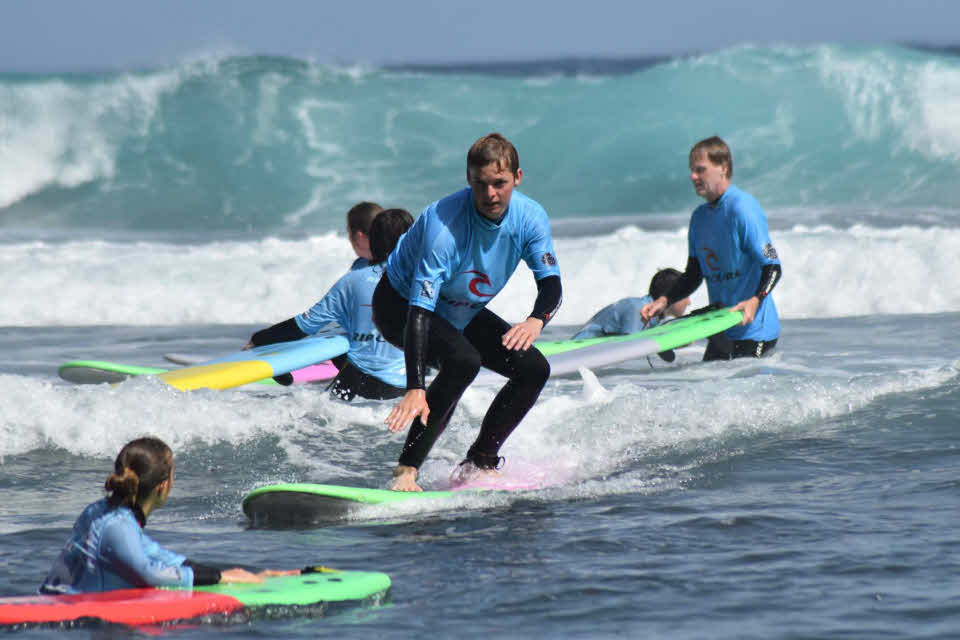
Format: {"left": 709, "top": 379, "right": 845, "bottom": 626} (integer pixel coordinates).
{"left": 349, "top": 257, "right": 370, "bottom": 271}
{"left": 511, "top": 190, "right": 547, "bottom": 216}
{"left": 725, "top": 184, "right": 764, "bottom": 213}
{"left": 432, "top": 187, "right": 472, "bottom": 215}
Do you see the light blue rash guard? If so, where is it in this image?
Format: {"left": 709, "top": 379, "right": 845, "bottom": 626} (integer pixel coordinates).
{"left": 572, "top": 295, "right": 663, "bottom": 340}
{"left": 295, "top": 263, "right": 405, "bottom": 388}
{"left": 688, "top": 184, "right": 781, "bottom": 342}
{"left": 385, "top": 187, "right": 561, "bottom": 331}
{"left": 40, "top": 499, "right": 193, "bottom": 594}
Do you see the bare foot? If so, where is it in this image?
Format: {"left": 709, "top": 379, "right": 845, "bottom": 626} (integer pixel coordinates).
{"left": 390, "top": 465, "right": 422, "bottom": 492}
{"left": 449, "top": 461, "right": 500, "bottom": 487}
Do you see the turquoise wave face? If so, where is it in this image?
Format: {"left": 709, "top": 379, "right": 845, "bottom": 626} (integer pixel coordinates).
{"left": 1, "top": 45, "right": 959, "bottom": 233}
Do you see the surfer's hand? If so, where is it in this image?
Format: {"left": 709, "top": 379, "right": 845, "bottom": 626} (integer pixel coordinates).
{"left": 732, "top": 296, "right": 760, "bottom": 325}
{"left": 242, "top": 341, "right": 253, "bottom": 350}
{"left": 257, "top": 569, "right": 300, "bottom": 578}
{"left": 503, "top": 317, "right": 543, "bottom": 351}
{"left": 641, "top": 297, "right": 668, "bottom": 323}
{"left": 220, "top": 568, "right": 265, "bottom": 584}
{"left": 386, "top": 389, "right": 429, "bottom": 433}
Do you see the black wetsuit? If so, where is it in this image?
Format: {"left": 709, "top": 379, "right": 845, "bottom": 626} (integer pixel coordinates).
{"left": 372, "top": 274, "right": 559, "bottom": 469}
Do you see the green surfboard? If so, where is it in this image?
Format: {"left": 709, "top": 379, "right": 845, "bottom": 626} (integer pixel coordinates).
{"left": 243, "top": 483, "right": 466, "bottom": 526}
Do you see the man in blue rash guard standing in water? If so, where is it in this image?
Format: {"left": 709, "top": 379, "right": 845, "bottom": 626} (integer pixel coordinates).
{"left": 642, "top": 136, "right": 782, "bottom": 360}
{"left": 372, "top": 133, "right": 563, "bottom": 492}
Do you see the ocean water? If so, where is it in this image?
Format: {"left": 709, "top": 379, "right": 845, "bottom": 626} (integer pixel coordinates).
{"left": 1, "top": 44, "right": 959, "bottom": 638}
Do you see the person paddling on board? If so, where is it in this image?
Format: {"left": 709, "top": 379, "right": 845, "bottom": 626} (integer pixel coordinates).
{"left": 572, "top": 268, "right": 691, "bottom": 339}
{"left": 641, "top": 136, "right": 782, "bottom": 360}
{"left": 372, "top": 133, "right": 563, "bottom": 492}
{"left": 41, "top": 437, "right": 295, "bottom": 594}
{"left": 248, "top": 209, "right": 414, "bottom": 401}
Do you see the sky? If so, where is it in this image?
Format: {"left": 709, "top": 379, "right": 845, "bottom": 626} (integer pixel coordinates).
{"left": 1, "top": 0, "right": 959, "bottom": 72}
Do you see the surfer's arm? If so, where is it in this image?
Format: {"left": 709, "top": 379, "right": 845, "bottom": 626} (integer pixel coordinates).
{"left": 666, "top": 256, "right": 703, "bottom": 304}
{"left": 733, "top": 263, "right": 782, "bottom": 325}
{"left": 249, "top": 318, "right": 306, "bottom": 347}
{"left": 643, "top": 258, "right": 703, "bottom": 322}
{"left": 101, "top": 521, "right": 194, "bottom": 589}
{"left": 529, "top": 275, "right": 562, "bottom": 326}
{"left": 502, "top": 275, "right": 560, "bottom": 351}
{"left": 182, "top": 560, "right": 222, "bottom": 586}
{"left": 384, "top": 304, "right": 432, "bottom": 433}
{"left": 755, "top": 263, "right": 781, "bottom": 301}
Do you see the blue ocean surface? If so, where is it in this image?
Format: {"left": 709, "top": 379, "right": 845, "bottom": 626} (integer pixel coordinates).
{"left": 1, "top": 45, "right": 959, "bottom": 638}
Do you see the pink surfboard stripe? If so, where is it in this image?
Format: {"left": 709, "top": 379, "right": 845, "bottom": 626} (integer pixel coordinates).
{"left": 289, "top": 361, "right": 339, "bottom": 384}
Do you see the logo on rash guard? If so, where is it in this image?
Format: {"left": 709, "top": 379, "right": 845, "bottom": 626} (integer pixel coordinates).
{"left": 541, "top": 252, "right": 556, "bottom": 266}
{"left": 701, "top": 247, "right": 720, "bottom": 270}
{"left": 464, "top": 271, "right": 495, "bottom": 297}
{"left": 420, "top": 280, "right": 435, "bottom": 299}
{"left": 762, "top": 243, "right": 779, "bottom": 260}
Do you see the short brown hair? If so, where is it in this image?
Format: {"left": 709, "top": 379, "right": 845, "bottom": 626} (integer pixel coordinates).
{"left": 346, "top": 201, "right": 383, "bottom": 236}
{"left": 467, "top": 133, "right": 519, "bottom": 176}
{"left": 690, "top": 136, "right": 733, "bottom": 179}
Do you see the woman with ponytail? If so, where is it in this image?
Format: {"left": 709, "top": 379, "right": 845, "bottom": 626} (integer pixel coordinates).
{"left": 41, "top": 437, "right": 293, "bottom": 594}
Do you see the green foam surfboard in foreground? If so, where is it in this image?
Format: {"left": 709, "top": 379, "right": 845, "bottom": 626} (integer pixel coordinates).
{"left": 0, "top": 568, "right": 390, "bottom": 628}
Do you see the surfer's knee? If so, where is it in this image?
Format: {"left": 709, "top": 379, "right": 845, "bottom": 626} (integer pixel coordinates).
{"left": 512, "top": 346, "right": 550, "bottom": 388}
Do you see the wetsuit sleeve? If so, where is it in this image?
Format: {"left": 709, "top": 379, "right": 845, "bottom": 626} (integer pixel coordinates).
{"left": 250, "top": 317, "right": 306, "bottom": 346}
{"left": 403, "top": 305, "right": 431, "bottom": 390}
{"left": 530, "top": 275, "right": 562, "bottom": 325}
{"left": 755, "top": 263, "right": 781, "bottom": 300}
{"left": 665, "top": 256, "right": 703, "bottom": 304}
{"left": 99, "top": 519, "right": 193, "bottom": 589}
{"left": 183, "top": 560, "right": 222, "bottom": 586}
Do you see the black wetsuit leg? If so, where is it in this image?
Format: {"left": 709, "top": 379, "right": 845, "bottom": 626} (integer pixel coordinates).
{"left": 460, "top": 308, "right": 550, "bottom": 466}
{"left": 703, "top": 334, "right": 778, "bottom": 361}
{"left": 372, "top": 276, "right": 482, "bottom": 469}
{"left": 327, "top": 361, "right": 405, "bottom": 402}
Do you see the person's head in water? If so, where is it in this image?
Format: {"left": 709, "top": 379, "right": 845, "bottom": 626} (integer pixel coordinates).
{"left": 369, "top": 208, "right": 414, "bottom": 264}
{"left": 346, "top": 201, "right": 384, "bottom": 261}
{"left": 466, "top": 133, "right": 523, "bottom": 221}
{"left": 649, "top": 268, "right": 690, "bottom": 318}
{"left": 105, "top": 437, "right": 174, "bottom": 521}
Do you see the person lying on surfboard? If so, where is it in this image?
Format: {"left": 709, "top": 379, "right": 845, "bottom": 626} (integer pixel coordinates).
{"left": 372, "top": 132, "right": 563, "bottom": 492}
{"left": 40, "top": 437, "right": 295, "bottom": 594}
{"left": 641, "top": 136, "right": 782, "bottom": 360}
{"left": 247, "top": 209, "right": 414, "bottom": 401}
{"left": 572, "top": 268, "right": 691, "bottom": 340}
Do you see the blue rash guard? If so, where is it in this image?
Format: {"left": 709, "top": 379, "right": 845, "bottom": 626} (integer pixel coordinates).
{"left": 572, "top": 295, "right": 665, "bottom": 340}
{"left": 385, "top": 187, "right": 561, "bottom": 330}
{"left": 295, "top": 263, "right": 405, "bottom": 388}
{"left": 40, "top": 499, "right": 193, "bottom": 594}
{"left": 688, "top": 184, "right": 781, "bottom": 342}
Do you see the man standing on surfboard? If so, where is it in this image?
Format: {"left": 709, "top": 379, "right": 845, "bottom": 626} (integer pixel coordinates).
{"left": 372, "top": 133, "right": 563, "bottom": 492}
{"left": 641, "top": 136, "right": 782, "bottom": 360}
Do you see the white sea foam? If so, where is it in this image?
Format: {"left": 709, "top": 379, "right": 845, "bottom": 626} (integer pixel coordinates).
{"left": 1, "top": 220, "right": 958, "bottom": 327}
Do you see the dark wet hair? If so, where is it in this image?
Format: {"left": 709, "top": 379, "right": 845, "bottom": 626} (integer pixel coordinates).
{"left": 649, "top": 268, "right": 682, "bottom": 300}
{"left": 369, "top": 209, "right": 414, "bottom": 264}
{"left": 467, "top": 133, "right": 519, "bottom": 176}
{"left": 690, "top": 136, "right": 733, "bottom": 179}
{"left": 105, "top": 437, "right": 173, "bottom": 511}
{"left": 346, "top": 201, "right": 383, "bottom": 236}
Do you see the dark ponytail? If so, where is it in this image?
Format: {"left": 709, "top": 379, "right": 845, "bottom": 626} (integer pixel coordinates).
{"left": 105, "top": 437, "right": 173, "bottom": 513}
{"left": 369, "top": 208, "right": 414, "bottom": 264}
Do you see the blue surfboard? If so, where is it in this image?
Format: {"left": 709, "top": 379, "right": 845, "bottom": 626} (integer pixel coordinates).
{"left": 158, "top": 335, "right": 349, "bottom": 391}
